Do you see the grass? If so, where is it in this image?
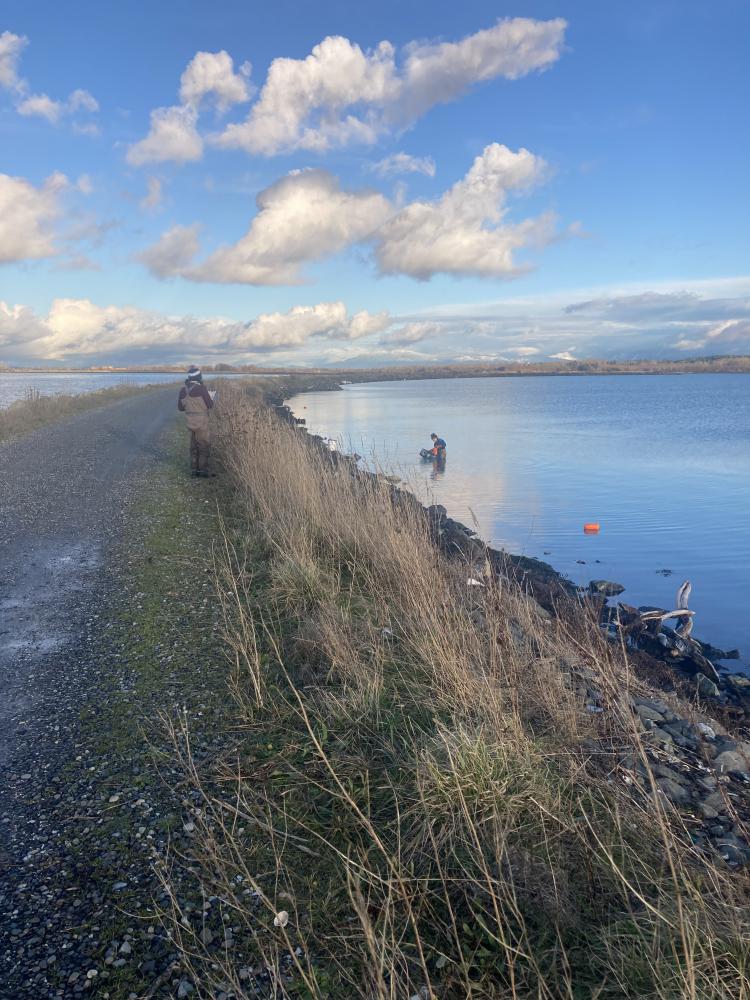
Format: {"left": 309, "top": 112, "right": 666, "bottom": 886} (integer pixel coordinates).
{"left": 153, "top": 381, "right": 750, "bottom": 999}
{"left": 0, "top": 382, "right": 170, "bottom": 443}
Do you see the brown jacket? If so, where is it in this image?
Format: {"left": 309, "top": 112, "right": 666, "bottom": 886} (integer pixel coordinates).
{"left": 178, "top": 383, "right": 214, "bottom": 431}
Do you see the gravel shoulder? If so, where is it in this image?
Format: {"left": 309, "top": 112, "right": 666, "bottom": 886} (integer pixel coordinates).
{"left": 0, "top": 390, "right": 230, "bottom": 998}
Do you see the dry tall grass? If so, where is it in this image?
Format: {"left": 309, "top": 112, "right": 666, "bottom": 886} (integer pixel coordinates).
{"left": 0, "top": 383, "right": 166, "bottom": 443}
{"left": 162, "top": 381, "right": 750, "bottom": 999}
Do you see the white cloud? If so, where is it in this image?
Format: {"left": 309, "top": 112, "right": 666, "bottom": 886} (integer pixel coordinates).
{"left": 0, "top": 171, "right": 68, "bottom": 263}
{"left": 398, "top": 17, "right": 566, "bottom": 121}
{"left": 137, "top": 224, "right": 201, "bottom": 278}
{"left": 215, "top": 18, "right": 566, "bottom": 155}
{"left": 372, "top": 152, "right": 436, "bottom": 178}
{"left": 234, "top": 301, "right": 390, "bottom": 349}
{"left": 375, "top": 143, "right": 554, "bottom": 279}
{"left": 139, "top": 144, "right": 558, "bottom": 285}
{"left": 549, "top": 349, "right": 576, "bottom": 361}
{"left": 179, "top": 50, "right": 252, "bottom": 111}
{"left": 674, "top": 318, "right": 750, "bottom": 352}
{"left": 126, "top": 105, "right": 203, "bottom": 166}
{"left": 380, "top": 321, "right": 441, "bottom": 345}
{"left": 127, "top": 50, "right": 251, "bottom": 165}
{"left": 140, "top": 176, "right": 164, "bottom": 211}
{"left": 216, "top": 35, "right": 398, "bottom": 155}
{"left": 141, "top": 169, "right": 391, "bottom": 284}
{"left": 17, "top": 92, "right": 64, "bottom": 122}
{"left": 2, "top": 33, "right": 98, "bottom": 127}
{"left": 0, "top": 296, "right": 390, "bottom": 361}
{"left": 0, "top": 30, "right": 26, "bottom": 91}
{"left": 68, "top": 88, "right": 99, "bottom": 113}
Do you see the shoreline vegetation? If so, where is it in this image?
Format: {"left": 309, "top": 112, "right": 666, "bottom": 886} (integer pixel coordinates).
{"left": 150, "top": 379, "right": 750, "bottom": 998}
{"left": 2, "top": 354, "right": 750, "bottom": 381}
{"left": 0, "top": 383, "right": 166, "bottom": 444}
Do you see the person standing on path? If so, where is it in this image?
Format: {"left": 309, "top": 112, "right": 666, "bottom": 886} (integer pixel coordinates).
{"left": 177, "top": 366, "right": 215, "bottom": 476}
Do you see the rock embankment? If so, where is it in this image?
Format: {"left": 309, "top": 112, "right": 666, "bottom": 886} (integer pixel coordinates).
{"left": 280, "top": 399, "right": 750, "bottom": 869}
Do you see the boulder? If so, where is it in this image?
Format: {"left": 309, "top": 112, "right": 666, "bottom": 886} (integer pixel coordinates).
{"left": 697, "top": 675, "right": 720, "bottom": 698}
{"left": 715, "top": 750, "right": 750, "bottom": 773}
{"left": 657, "top": 777, "right": 692, "bottom": 805}
{"left": 589, "top": 580, "right": 626, "bottom": 597}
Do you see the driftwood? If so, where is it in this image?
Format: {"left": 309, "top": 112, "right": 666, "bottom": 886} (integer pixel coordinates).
{"left": 616, "top": 581, "right": 721, "bottom": 685}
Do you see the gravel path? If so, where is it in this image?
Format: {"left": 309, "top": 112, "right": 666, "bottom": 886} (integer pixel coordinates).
{"left": 0, "top": 389, "right": 180, "bottom": 996}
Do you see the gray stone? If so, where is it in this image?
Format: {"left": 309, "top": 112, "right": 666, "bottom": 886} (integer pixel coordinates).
{"left": 635, "top": 704, "right": 664, "bottom": 724}
{"left": 699, "top": 801, "right": 720, "bottom": 820}
{"left": 177, "top": 982, "right": 194, "bottom": 999}
{"left": 697, "top": 675, "right": 720, "bottom": 698}
{"left": 589, "top": 580, "right": 626, "bottom": 597}
{"left": 657, "top": 777, "right": 691, "bottom": 804}
{"left": 649, "top": 728, "right": 674, "bottom": 748}
{"left": 715, "top": 750, "right": 750, "bottom": 773}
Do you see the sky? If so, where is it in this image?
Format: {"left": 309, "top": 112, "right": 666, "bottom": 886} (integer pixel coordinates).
{"left": 1, "top": 0, "right": 749, "bottom": 367}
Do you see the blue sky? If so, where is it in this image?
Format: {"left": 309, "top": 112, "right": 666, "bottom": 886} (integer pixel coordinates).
{"left": 1, "top": 0, "right": 749, "bottom": 366}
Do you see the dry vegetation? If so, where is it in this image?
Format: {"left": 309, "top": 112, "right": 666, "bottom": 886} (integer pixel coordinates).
{"left": 160, "top": 381, "right": 750, "bottom": 999}
{"left": 0, "top": 384, "right": 166, "bottom": 443}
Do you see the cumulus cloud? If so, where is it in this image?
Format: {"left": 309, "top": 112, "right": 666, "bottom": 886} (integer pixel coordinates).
{"left": 0, "top": 171, "right": 68, "bottom": 263}
{"left": 139, "top": 144, "right": 558, "bottom": 285}
{"left": 1, "top": 32, "right": 98, "bottom": 128}
{"left": 179, "top": 50, "right": 252, "bottom": 111}
{"left": 127, "top": 50, "right": 251, "bottom": 165}
{"left": 141, "top": 169, "right": 391, "bottom": 284}
{"left": 0, "top": 296, "right": 390, "bottom": 361}
{"left": 371, "top": 152, "right": 436, "bottom": 178}
{"left": 216, "top": 18, "right": 566, "bottom": 155}
{"left": 137, "top": 224, "right": 201, "bottom": 278}
{"left": 233, "top": 301, "right": 390, "bottom": 349}
{"left": 374, "top": 143, "right": 554, "bottom": 279}
{"left": 126, "top": 105, "right": 203, "bottom": 166}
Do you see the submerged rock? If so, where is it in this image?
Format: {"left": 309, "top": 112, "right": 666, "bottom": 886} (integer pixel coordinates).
{"left": 589, "top": 580, "right": 625, "bottom": 597}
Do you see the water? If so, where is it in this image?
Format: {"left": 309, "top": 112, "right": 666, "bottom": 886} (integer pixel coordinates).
{"left": 288, "top": 374, "right": 750, "bottom": 667}
{"left": 0, "top": 371, "right": 267, "bottom": 408}
{"left": 0, "top": 372, "right": 182, "bottom": 407}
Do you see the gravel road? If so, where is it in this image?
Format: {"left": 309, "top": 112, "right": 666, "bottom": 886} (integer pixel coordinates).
{"left": 0, "top": 389, "right": 179, "bottom": 995}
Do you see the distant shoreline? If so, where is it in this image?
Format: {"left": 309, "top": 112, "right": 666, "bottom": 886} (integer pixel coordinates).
{"left": 3, "top": 355, "right": 750, "bottom": 381}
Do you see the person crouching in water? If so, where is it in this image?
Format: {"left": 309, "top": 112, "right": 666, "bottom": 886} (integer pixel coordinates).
{"left": 178, "top": 366, "right": 214, "bottom": 477}
{"left": 430, "top": 433, "right": 447, "bottom": 459}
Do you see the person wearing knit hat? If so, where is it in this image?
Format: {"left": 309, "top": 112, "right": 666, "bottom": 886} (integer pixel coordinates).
{"left": 177, "top": 365, "right": 215, "bottom": 477}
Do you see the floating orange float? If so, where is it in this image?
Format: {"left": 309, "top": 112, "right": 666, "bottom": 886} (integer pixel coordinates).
{"left": 583, "top": 523, "right": 601, "bottom": 534}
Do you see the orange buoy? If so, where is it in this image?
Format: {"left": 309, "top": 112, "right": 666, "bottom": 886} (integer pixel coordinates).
{"left": 583, "top": 523, "right": 600, "bottom": 534}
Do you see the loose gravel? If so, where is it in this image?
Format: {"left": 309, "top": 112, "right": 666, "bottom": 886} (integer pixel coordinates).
{"left": 0, "top": 390, "right": 233, "bottom": 998}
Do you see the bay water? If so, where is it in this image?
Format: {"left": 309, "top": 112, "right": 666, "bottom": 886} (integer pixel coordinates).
{"left": 288, "top": 374, "right": 750, "bottom": 667}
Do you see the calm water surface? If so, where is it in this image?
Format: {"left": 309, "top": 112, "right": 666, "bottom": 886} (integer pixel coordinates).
{"left": 0, "top": 371, "right": 269, "bottom": 408}
{"left": 289, "top": 374, "right": 750, "bottom": 666}
{"left": 0, "top": 372, "right": 182, "bottom": 407}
